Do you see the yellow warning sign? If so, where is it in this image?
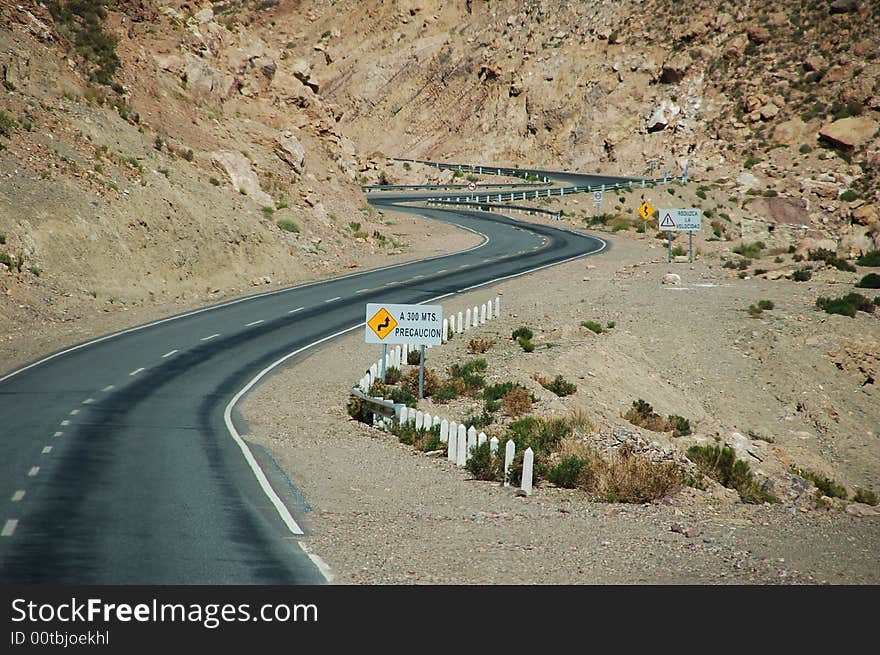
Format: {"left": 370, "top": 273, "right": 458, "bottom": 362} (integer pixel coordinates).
{"left": 638, "top": 201, "right": 655, "bottom": 221}
{"left": 367, "top": 307, "right": 398, "bottom": 340}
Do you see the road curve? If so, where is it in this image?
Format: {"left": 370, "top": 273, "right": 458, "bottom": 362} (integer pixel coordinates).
{"left": 0, "top": 193, "right": 607, "bottom": 584}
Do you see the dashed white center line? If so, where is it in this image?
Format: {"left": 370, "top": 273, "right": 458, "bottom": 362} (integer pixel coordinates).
{"left": 324, "top": 297, "right": 341, "bottom": 303}
{"left": 436, "top": 269, "right": 447, "bottom": 274}
{"left": 162, "top": 350, "right": 178, "bottom": 359}
{"left": 288, "top": 307, "right": 305, "bottom": 314}
{"left": 82, "top": 398, "right": 94, "bottom": 405}
{"left": 42, "top": 446, "right": 52, "bottom": 454}
{"left": 60, "top": 420, "right": 70, "bottom": 427}
{"left": 200, "top": 334, "right": 220, "bottom": 342}
{"left": 11, "top": 490, "right": 25, "bottom": 502}
{"left": 102, "top": 385, "right": 115, "bottom": 392}
{"left": 69, "top": 409, "right": 79, "bottom": 416}
{"left": 53, "top": 431, "right": 63, "bottom": 438}
{"left": 1, "top": 520, "right": 17, "bottom": 537}
{"left": 27, "top": 467, "right": 39, "bottom": 477}
{"left": 129, "top": 368, "right": 145, "bottom": 377}
{"left": 245, "top": 320, "right": 264, "bottom": 327}
{"left": 354, "top": 289, "right": 370, "bottom": 294}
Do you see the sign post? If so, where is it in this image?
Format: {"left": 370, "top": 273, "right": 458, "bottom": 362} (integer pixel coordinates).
{"left": 658, "top": 208, "right": 702, "bottom": 263}
{"left": 366, "top": 303, "right": 443, "bottom": 399}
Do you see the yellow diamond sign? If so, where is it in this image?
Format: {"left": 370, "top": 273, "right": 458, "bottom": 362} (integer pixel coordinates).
{"left": 367, "top": 307, "right": 398, "bottom": 340}
{"left": 638, "top": 201, "right": 655, "bottom": 221}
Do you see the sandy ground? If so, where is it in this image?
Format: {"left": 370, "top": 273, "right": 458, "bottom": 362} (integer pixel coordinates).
{"left": 243, "top": 225, "right": 880, "bottom": 584}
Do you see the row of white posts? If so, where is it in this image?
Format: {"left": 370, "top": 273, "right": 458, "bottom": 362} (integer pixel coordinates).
{"left": 398, "top": 408, "right": 534, "bottom": 496}
{"left": 358, "top": 295, "right": 500, "bottom": 391}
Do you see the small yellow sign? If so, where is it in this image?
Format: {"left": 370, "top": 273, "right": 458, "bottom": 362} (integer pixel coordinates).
{"left": 367, "top": 307, "right": 398, "bottom": 340}
{"left": 638, "top": 201, "right": 655, "bottom": 221}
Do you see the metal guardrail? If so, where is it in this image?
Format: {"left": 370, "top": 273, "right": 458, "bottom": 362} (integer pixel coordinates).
{"left": 362, "top": 182, "right": 547, "bottom": 192}
{"left": 425, "top": 198, "right": 561, "bottom": 220}
{"left": 392, "top": 157, "right": 550, "bottom": 183}
{"left": 349, "top": 387, "right": 398, "bottom": 419}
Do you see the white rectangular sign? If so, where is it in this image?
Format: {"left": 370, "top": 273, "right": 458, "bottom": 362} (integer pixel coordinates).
{"left": 658, "top": 208, "right": 702, "bottom": 232}
{"left": 365, "top": 303, "right": 443, "bottom": 345}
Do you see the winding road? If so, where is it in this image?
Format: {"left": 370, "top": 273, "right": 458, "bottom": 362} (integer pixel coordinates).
{"left": 0, "top": 172, "right": 616, "bottom": 584}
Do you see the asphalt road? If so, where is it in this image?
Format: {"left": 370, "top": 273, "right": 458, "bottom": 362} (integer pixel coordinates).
{"left": 0, "top": 196, "right": 607, "bottom": 584}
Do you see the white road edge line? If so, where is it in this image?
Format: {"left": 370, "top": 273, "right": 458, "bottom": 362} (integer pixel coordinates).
{"left": 60, "top": 420, "right": 69, "bottom": 427}
{"left": 69, "top": 409, "right": 79, "bottom": 416}
{"left": 53, "top": 431, "right": 63, "bottom": 438}
{"left": 129, "top": 368, "right": 145, "bottom": 377}
{"left": 324, "top": 297, "right": 341, "bottom": 303}
{"left": 102, "top": 385, "right": 115, "bottom": 392}
{"left": 42, "top": 446, "right": 52, "bottom": 454}
{"left": 27, "top": 467, "right": 39, "bottom": 477}
{"left": 200, "top": 334, "right": 220, "bottom": 342}
{"left": 82, "top": 398, "right": 94, "bottom": 405}
{"left": 245, "top": 320, "right": 264, "bottom": 327}
{"left": 288, "top": 307, "right": 305, "bottom": 314}
{"left": 11, "top": 490, "right": 25, "bottom": 502}
{"left": 354, "top": 289, "right": 370, "bottom": 294}
{"left": 162, "top": 350, "right": 178, "bottom": 358}
{"left": 1, "top": 520, "right": 18, "bottom": 537}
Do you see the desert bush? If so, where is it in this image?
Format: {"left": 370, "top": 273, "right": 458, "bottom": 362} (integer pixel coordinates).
{"left": 816, "top": 293, "right": 875, "bottom": 317}
{"left": 384, "top": 366, "right": 401, "bottom": 385}
{"left": 277, "top": 218, "right": 299, "bottom": 233}
{"left": 733, "top": 241, "right": 766, "bottom": 258}
{"left": 791, "top": 267, "right": 812, "bottom": 281}
{"left": 448, "top": 358, "right": 487, "bottom": 391}
{"left": 0, "top": 252, "right": 13, "bottom": 269}
{"left": 368, "top": 379, "right": 386, "bottom": 397}
{"left": 537, "top": 374, "right": 577, "bottom": 397}
{"left": 856, "top": 273, "right": 880, "bottom": 289}
{"left": 511, "top": 326, "right": 533, "bottom": 341}
{"left": 757, "top": 300, "right": 774, "bottom": 310}
{"left": 407, "top": 349, "right": 421, "bottom": 365}
{"left": 48, "top": 0, "right": 120, "bottom": 85}
{"left": 853, "top": 488, "right": 878, "bottom": 506}
{"left": 433, "top": 380, "right": 464, "bottom": 403}
{"left": 385, "top": 386, "right": 417, "bottom": 407}
{"left": 508, "top": 417, "right": 575, "bottom": 456}
{"left": 581, "top": 320, "right": 605, "bottom": 334}
{"left": 467, "top": 337, "right": 496, "bottom": 354}
{"left": 393, "top": 422, "right": 442, "bottom": 451}
{"left": 592, "top": 446, "right": 681, "bottom": 503}
{"left": 623, "top": 399, "right": 667, "bottom": 432}
{"left": 687, "top": 444, "right": 776, "bottom": 503}
{"left": 401, "top": 366, "right": 440, "bottom": 397}
{"left": 666, "top": 415, "right": 692, "bottom": 437}
{"left": 346, "top": 395, "right": 371, "bottom": 423}
{"left": 483, "top": 382, "right": 518, "bottom": 401}
{"left": 0, "top": 110, "right": 15, "bottom": 138}
{"left": 548, "top": 456, "right": 589, "bottom": 488}
{"left": 501, "top": 386, "right": 533, "bottom": 417}
{"left": 856, "top": 250, "right": 880, "bottom": 267}
{"left": 808, "top": 248, "right": 856, "bottom": 272}
{"left": 791, "top": 466, "right": 848, "bottom": 499}
{"left": 517, "top": 337, "right": 535, "bottom": 352}
{"left": 465, "top": 441, "right": 504, "bottom": 481}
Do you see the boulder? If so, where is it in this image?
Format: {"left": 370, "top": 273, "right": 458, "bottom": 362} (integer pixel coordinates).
{"left": 736, "top": 172, "right": 762, "bottom": 191}
{"left": 760, "top": 103, "right": 780, "bottom": 121}
{"left": 800, "top": 178, "right": 840, "bottom": 199}
{"left": 852, "top": 204, "right": 878, "bottom": 226}
{"left": 661, "top": 273, "right": 681, "bottom": 285}
{"left": 830, "top": 0, "right": 860, "bottom": 14}
{"left": 275, "top": 132, "right": 306, "bottom": 174}
{"left": 747, "top": 26, "right": 770, "bottom": 44}
{"left": 660, "top": 54, "right": 690, "bottom": 84}
{"left": 290, "top": 59, "right": 319, "bottom": 93}
{"left": 211, "top": 151, "right": 274, "bottom": 207}
{"left": 647, "top": 100, "right": 680, "bottom": 133}
{"left": 750, "top": 196, "right": 808, "bottom": 226}
{"left": 845, "top": 503, "right": 879, "bottom": 517}
{"left": 803, "top": 55, "right": 827, "bottom": 72}
{"left": 819, "top": 116, "right": 880, "bottom": 150}
{"left": 772, "top": 118, "right": 809, "bottom": 146}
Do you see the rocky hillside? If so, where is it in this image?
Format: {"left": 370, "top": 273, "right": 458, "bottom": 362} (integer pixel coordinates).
{"left": 0, "top": 0, "right": 878, "bottom": 351}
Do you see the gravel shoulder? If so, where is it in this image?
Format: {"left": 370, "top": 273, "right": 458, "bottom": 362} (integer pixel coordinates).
{"left": 243, "top": 228, "right": 880, "bottom": 584}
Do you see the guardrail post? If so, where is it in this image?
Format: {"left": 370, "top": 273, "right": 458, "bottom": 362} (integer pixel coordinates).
{"left": 447, "top": 421, "right": 458, "bottom": 461}
{"left": 521, "top": 447, "right": 534, "bottom": 496}
{"left": 504, "top": 439, "right": 515, "bottom": 486}
{"left": 456, "top": 425, "right": 467, "bottom": 467}
{"left": 466, "top": 426, "right": 477, "bottom": 461}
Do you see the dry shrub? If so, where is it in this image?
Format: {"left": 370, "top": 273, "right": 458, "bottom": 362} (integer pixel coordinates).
{"left": 623, "top": 399, "right": 667, "bottom": 432}
{"left": 467, "top": 337, "right": 496, "bottom": 354}
{"left": 556, "top": 438, "right": 595, "bottom": 461}
{"left": 400, "top": 367, "right": 440, "bottom": 397}
{"left": 592, "top": 447, "right": 681, "bottom": 503}
{"left": 501, "top": 387, "right": 533, "bottom": 417}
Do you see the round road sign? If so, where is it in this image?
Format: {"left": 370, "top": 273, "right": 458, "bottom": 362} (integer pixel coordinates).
{"left": 466, "top": 182, "right": 477, "bottom": 191}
